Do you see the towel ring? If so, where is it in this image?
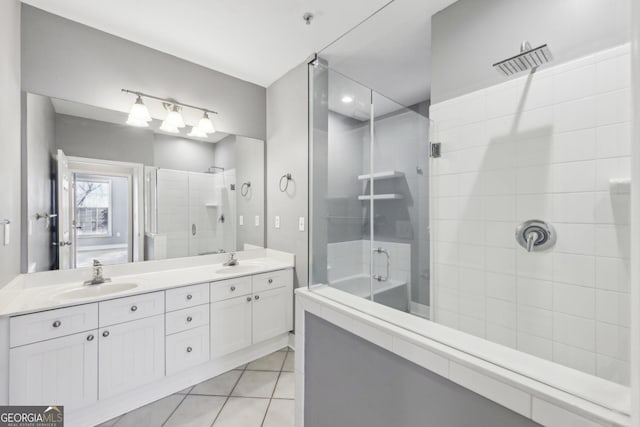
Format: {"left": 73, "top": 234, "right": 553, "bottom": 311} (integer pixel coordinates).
{"left": 241, "top": 182, "right": 251, "bottom": 197}
{"left": 279, "top": 173, "right": 292, "bottom": 192}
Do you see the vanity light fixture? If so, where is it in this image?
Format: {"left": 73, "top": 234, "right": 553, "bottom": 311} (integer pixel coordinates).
{"left": 341, "top": 95, "right": 354, "bottom": 104}
{"left": 187, "top": 125, "right": 207, "bottom": 138}
{"left": 121, "top": 89, "right": 219, "bottom": 135}
{"left": 197, "top": 112, "right": 216, "bottom": 134}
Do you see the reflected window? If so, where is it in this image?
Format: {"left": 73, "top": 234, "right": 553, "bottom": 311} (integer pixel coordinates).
{"left": 75, "top": 179, "right": 112, "bottom": 236}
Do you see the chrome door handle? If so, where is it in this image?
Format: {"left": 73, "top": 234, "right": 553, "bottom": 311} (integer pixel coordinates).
{"left": 372, "top": 247, "right": 390, "bottom": 282}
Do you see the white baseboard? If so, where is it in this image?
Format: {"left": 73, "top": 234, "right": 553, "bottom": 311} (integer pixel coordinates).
{"left": 410, "top": 302, "right": 430, "bottom": 319}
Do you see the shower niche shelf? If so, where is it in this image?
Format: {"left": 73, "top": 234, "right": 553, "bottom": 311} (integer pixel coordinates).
{"left": 357, "top": 170, "right": 405, "bottom": 181}
{"left": 358, "top": 194, "right": 404, "bottom": 201}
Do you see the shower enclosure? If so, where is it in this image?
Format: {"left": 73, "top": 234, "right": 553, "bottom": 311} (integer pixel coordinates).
{"left": 309, "top": 64, "right": 430, "bottom": 317}
{"left": 309, "top": 38, "right": 632, "bottom": 390}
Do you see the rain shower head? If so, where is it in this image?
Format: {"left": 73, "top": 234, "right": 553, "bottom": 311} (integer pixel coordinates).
{"left": 493, "top": 41, "right": 553, "bottom": 77}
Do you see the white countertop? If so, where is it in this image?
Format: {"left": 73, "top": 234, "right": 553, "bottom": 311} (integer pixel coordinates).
{"left": 0, "top": 249, "right": 294, "bottom": 317}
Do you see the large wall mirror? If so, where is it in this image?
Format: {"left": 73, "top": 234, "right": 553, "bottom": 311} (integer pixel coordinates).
{"left": 22, "top": 92, "right": 265, "bottom": 273}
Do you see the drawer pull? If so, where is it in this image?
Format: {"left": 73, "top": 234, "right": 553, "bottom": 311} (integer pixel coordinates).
{"left": 230, "top": 286, "right": 236, "bottom": 292}
{"left": 87, "top": 334, "right": 94, "bottom": 341}
{"left": 246, "top": 296, "right": 252, "bottom": 302}
{"left": 52, "top": 320, "right": 61, "bottom": 328}
{"left": 186, "top": 346, "right": 193, "bottom": 353}
{"left": 254, "top": 295, "right": 260, "bottom": 301}
{"left": 102, "top": 331, "right": 110, "bottom": 338}
{"left": 268, "top": 279, "right": 273, "bottom": 284}
{"left": 186, "top": 316, "right": 193, "bottom": 322}
{"left": 186, "top": 294, "right": 193, "bottom": 300}
{"left": 130, "top": 305, "right": 138, "bottom": 312}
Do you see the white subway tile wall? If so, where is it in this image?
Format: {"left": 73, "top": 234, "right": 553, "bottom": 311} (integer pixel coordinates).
{"left": 429, "top": 44, "right": 631, "bottom": 385}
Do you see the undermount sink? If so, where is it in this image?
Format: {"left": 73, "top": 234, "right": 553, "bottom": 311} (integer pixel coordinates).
{"left": 57, "top": 282, "right": 138, "bottom": 300}
{"left": 215, "top": 265, "right": 260, "bottom": 275}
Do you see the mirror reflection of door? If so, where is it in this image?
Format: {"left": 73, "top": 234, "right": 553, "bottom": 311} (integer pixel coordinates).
{"left": 56, "top": 149, "right": 72, "bottom": 269}
{"left": 72, "top": 172, "right": 133, "bottom": 268}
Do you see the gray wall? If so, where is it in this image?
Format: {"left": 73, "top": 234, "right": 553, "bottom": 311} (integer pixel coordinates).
{"left": 305, "top": 313, "right": 541, "bottom": 427}
{"left": 21, "top": 5, "right": 266, "bottom": 140}
{"left": 431, "top": 0, "right": 631, "bottom": 102}
{"left": 24, "top": 93, "right": 56, "bottom": 272}
{"left": 153, "top": 133, "right": 220, "bottom": 173}
{"left": 266, "top": 63, "right": 309, "bottom": 288}
{"left": 0, "top": 0, "right": 22, "bottom": 287}
{"left": 235, "top": 136, "right": 266, "bottom": 249}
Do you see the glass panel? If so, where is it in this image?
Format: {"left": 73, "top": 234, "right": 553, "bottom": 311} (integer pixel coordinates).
{"left": 309, "top": 63, "right": 375, "bottom": 299}
{"left": 370, "top": 91, "right": 430, "bottom": 315}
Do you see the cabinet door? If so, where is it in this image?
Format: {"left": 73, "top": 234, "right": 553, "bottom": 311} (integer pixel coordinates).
{"left": 211, "top": 295, "right": 252, "bottom": 358}
{"left": 252, "top": 287, "right": 291, "bottom": 344}
{"left": 10, "top": 330, "right": 98, "bottom": 411}
{"left": 98, "top": 315, "right": 165, "bottom": 399}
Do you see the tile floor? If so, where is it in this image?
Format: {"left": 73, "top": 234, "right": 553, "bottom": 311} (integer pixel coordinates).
{"left": 97, "top": 347, "right": 295, "bottom": 427}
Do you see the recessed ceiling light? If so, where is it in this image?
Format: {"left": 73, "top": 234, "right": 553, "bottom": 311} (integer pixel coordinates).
{"left": 341, "top": 95, "right": 354, "bottom": 104}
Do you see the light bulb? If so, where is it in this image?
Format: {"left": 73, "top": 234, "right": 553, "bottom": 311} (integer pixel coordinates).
{"left": 188, "top": 125, "right": 207, "bottom": 138}
{"left": 165, "top": 105, "right": 185, "bottom": 128}
{"left": 128, "top": 95, "right": 152, "bottom": 123}
{"left": 341, "top": 95, "right": 354, "bottom": 104}
{"left": 197, "top": 112, "right": 216, "bottom": 134}
{"left": 160, "top": 120, "right": 179, "bottom": 133}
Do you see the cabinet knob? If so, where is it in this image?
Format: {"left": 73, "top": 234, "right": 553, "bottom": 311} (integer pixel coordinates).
{"left": 186, "top": 316, "right": 193, "bottom": 322}
{"left": 102, "top": 331, "right": 110, "bottom": 338}
{"left": 186, "top": 346, "right": 193, "bottom": 353}
{"left": 230, "top": 286, "right": 236, "bottom": 292}
{"left": 186, "top": 294, "right": 193, "bottom": 300}
{"left": 87, "top": 334, "right": 94, "bottom": 341}
{"left": 130, "top": 305, "right": 138, "bottom": 312}
{"left": 254, "top": 295, "right": 260, "bottom": 301}
{"left": 268, "top": 279, "right": 273, "bottom": 284}
{"left": 52, "top": 320, "right": 61, "bottom": 328}
{"left": 246, "top": 296, "right": 252, "bottom": 302}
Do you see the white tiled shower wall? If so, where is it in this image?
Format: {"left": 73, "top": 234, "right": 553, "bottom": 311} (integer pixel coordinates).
{"left": 429, "top": 44, "right": 631, "bottom": 385}
{"left": 327, "top": 240, "right": 411, "bottom": 284}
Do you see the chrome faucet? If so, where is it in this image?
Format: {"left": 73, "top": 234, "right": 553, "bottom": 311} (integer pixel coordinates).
{"left": 84, "top": 259, "right": 111, "bottom": 286}
{"left": 223, "top": 253, "right": 238, "bottom": 267}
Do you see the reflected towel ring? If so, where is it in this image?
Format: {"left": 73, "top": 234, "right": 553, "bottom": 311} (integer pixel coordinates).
{"left": 279, "top": 173, "right": 292, "bottom": 192}
{"left": 241, "top": 182, "right": 251, "bottom": 197}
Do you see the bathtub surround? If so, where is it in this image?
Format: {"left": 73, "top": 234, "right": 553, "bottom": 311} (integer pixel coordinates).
{"left": 430, "top": 44, "right": 632, "bottom": 385}
{"left": 0, "top": 0, "right": 21, "bottom": 288}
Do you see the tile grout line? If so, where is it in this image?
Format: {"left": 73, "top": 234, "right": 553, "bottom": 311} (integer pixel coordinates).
{"left": 160, "top": 391, "right": 190, "bottom": 427}
{"left": 260, "top": 349, "right": 290, "bottom": 427}
{"left": 209, "top": 363, "right": 249, "bottom": 427}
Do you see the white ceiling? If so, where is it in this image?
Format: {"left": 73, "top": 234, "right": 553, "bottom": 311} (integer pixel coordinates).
{"left": 20, "top": 0, "right": 394, "bottom": 87}
{"left": 51, "top": 97, "right": 230, "bottom": 143}
{"left": 321, "top": 0, "right": 457, "bottom": 109}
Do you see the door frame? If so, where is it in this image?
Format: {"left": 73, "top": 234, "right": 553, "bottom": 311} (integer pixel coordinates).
{"left": 67, "top": 156, "right": 144, "bottom": 265}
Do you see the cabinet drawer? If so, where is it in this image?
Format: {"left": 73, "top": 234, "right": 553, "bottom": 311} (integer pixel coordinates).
{"left": 252, "top": 269, "right": 293, "bottom": 294}
{"left": 99, "top": 292, "right": 164, "bottom": 327}
{"left": 10, "top": 303, "right": 98, "bottom": 348}
{"left": 210, "top": 276, "right": 252, "bottom": 303}
{"left": 166, "top": 283, "right": 209, "bottom": 312}
{"left": 165, "top": 304, "right": 209, "bottom": 335}
{"left": 166, "top": 325, "right": 210, "bottom": 375}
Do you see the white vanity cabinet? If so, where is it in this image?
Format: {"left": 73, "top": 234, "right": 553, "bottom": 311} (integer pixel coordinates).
{"left": 210, "top": 269, "right": 293, "bottom": 357}
{"left": 98, "top": 314, "right": 165, "bottom": 399}
{"left": 9, "top": 329, "right": 99, "bottom": 410}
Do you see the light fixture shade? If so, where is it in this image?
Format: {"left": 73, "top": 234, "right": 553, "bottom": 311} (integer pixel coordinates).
{"left": 188, "top": 125, "right": 207, "bottom": 138}
{"left": 129, "top": 95, "right": 152, "bottom": 122}
{"left": 197, "top": 112, "right": 216, "bottom": 134}
{"left": 165, "top": 105, "right": 185, "bottom": 128}
{"left": 126, "top": 117, "right": 149, "bottom": 128}
{"left": 160, "top": 120, "right": 179, "bottom": 133}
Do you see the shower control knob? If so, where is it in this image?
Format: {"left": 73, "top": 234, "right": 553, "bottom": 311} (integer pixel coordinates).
{"left": 516, "top": 220, "right": 556, "bottom": 253}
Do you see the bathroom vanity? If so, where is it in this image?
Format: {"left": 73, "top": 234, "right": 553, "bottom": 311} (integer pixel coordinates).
{"left": 0, "top": 249, "right": 294, "bottom": 427}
